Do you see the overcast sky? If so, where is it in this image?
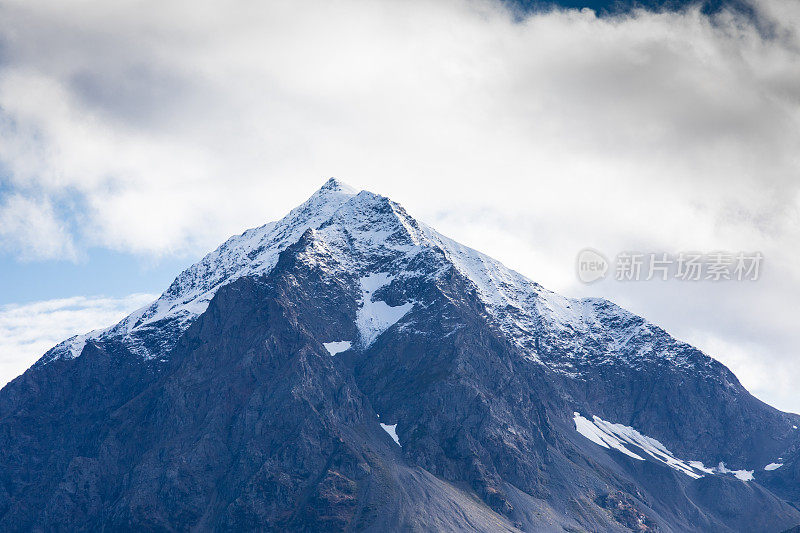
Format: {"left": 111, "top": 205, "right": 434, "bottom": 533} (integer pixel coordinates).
{"left": 0, "top": 0, "right": 798, "bottom": 412}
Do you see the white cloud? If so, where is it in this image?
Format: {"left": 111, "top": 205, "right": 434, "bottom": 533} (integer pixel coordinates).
{"left": 0, "top": 194, "right": 77, "bottom": 260}
{"left": 0, "top": 293, "right": 156, "bottom": 388}
{"left": 681, "top": 329, "right": 800, "bottom": 412}
{"left": 0, "top": 0, "right": 798, "bottom": 410}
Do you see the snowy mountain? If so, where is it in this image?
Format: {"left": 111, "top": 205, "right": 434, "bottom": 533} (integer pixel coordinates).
{"left": 42, "top": 179, "right": 725, "bottom": 379}
{"left": 40, "top": 179, "right": 360, "bottom": 362}
{"left": 2, "top": 179, "right": 799, "bottom": 531}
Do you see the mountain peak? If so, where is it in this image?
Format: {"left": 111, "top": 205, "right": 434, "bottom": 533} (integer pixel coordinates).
{"left": 39, "top": 180, "right": 722, "bottom": 384}
{"left": 317, "top": 177, "right": 358, "bottom": 196}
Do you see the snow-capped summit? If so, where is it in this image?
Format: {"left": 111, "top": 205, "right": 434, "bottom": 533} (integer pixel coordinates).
{"left": 41, "top": 179, "right": 359, "bottom": 362}
{"left": 41, "top": 179, "right": 730, "bottom": 384}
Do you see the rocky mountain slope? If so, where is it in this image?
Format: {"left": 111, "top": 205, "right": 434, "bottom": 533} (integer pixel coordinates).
{"left": 2, "top": 179, "right": 799, "bottom": 531}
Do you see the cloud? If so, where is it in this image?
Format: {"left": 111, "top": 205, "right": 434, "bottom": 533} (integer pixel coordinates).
{"left": 0, "top": 0, "right": 798, "bottom": 410}
{"left": 682, "top": 328, "right": 800, "bottom": 412}
{"left": 0, "top": 194, "right": 77, "bottom": 260}
{"left": 0, "top": 293, "right": 156, "bottom": 389}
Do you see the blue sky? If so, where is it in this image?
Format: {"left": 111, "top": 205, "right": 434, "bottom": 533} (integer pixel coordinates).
{"left": 0, "top": 249, "right": 194, "bottom": 305}
{"left": 0, "top": 0, "right": 799, "bottom": 412}
{"left": 0, "top": 167, "right": 196, "bottom": 303}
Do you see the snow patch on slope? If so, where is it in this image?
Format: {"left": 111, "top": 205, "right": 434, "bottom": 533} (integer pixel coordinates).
{"left": 715, "top": 462, "right": 754, "bottom": 481}
{"left": 688, "top": 461, "right": 715, "bottom": 474}
{"left": 323, "top": 341, "right": 351, "bottom": 356}
{"left": 356, "top": 273, "right": 413, "bottom": 347}
{"left": 764, "top": 462, "right": 784, "bottom": 471}
{"left": 574, "top": 413, "right": 707, "bottom": 479}
{"left": 574, "top": 413, "right": 758, "bottom": 482}
{"left": 380, "top": 423, "right": 401, "bottom": 447}
{"left": 573, "top": 412, "right": 645, "bottom": 461}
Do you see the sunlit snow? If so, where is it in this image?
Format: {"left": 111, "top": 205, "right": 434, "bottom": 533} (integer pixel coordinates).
{"left": 356, "top": 273, "right": 413, "bottom": 347}
{"left": 574, "top": 412, "right": 758, "bottom": 482}
{"left": 715, "top": 462, "right": 754, "bottom": 481}
{"left": 380, "top": 422, "right": 401, "bottom": 447}
{"left": 575, "top": 413, "right": 711, "bottom": 479}
{"left": 323, "top": 341, "right": 351, "bottom": 356}
{"left": 47, "top": 179, "right": 358, "bottom": 362}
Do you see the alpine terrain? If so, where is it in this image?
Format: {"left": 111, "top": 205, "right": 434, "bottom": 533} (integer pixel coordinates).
{"left": 1, "top": 179, "right": 799, "bottom": 532}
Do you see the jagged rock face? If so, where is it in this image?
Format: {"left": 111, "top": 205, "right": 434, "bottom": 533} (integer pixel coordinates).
{"left": 1, "top": 179, "right": 800, "bottom": 532}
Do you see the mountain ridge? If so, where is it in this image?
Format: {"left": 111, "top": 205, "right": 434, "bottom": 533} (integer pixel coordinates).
{"left": 41, "top": 178, "right": 748, "bottom": 382}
